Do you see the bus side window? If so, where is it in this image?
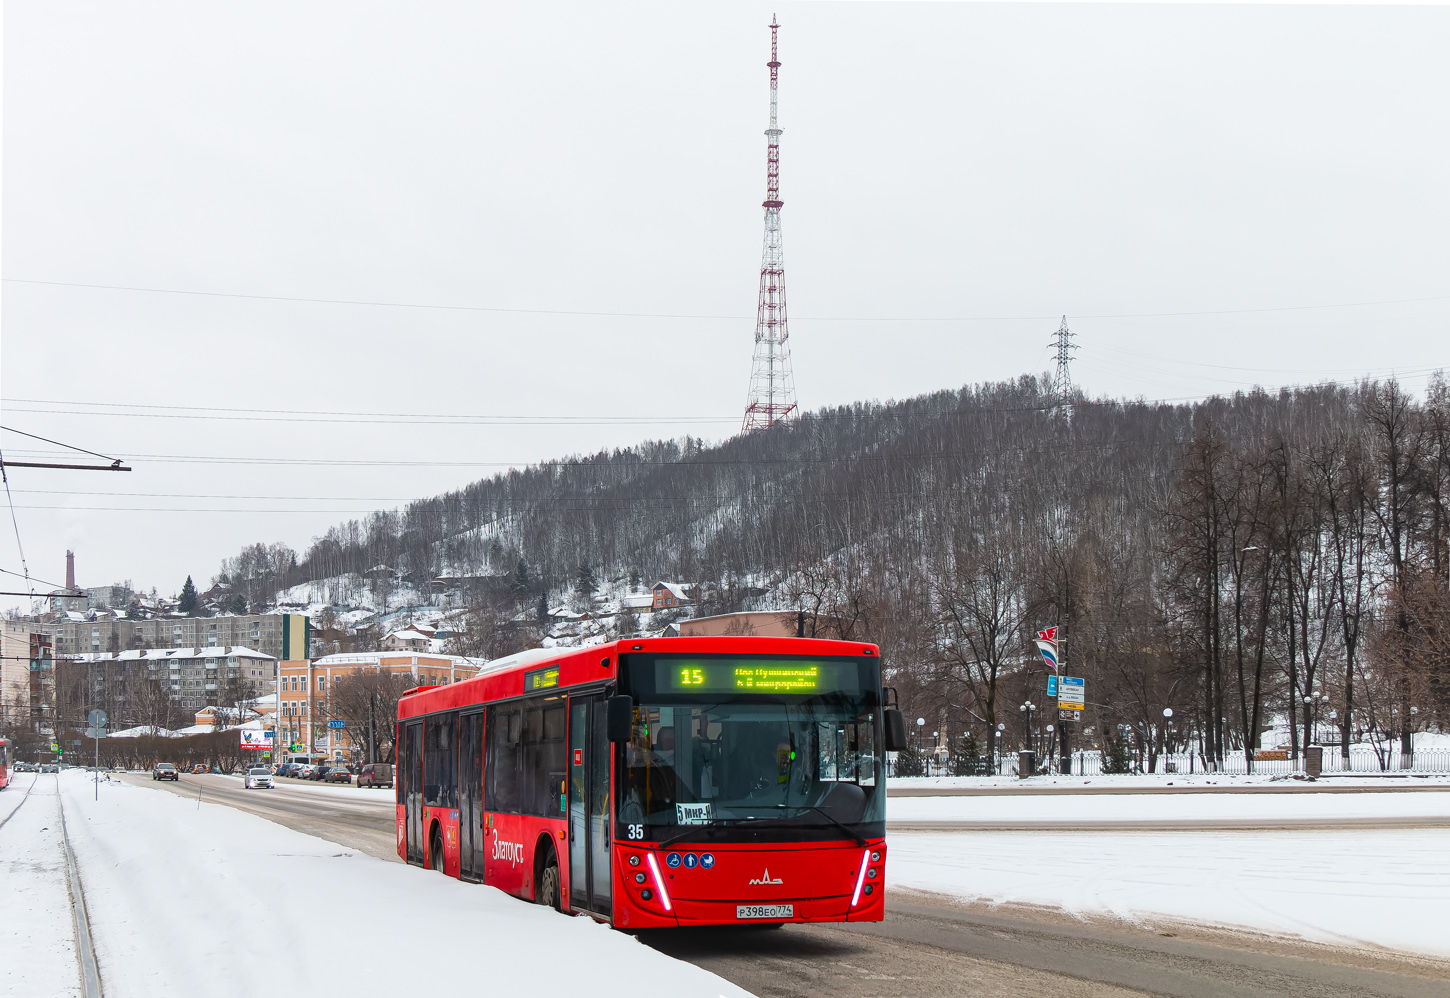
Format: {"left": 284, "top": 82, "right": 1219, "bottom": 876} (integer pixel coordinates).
{"left": 486, "top": 704, "right": 523, "bottom": 813}
{"left": 524, "top": 696, "right": 567, "bottom": 817}
{"left": 424, "top": 711, "right": 458, "bottom": 809}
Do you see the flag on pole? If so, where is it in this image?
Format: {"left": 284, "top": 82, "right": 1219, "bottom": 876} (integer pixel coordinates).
{"left": 1035, "top": 638, "right": 1059, "bottom": 671}
{"left": 1037, "top": 626, "right": 1058, "bottom": 643}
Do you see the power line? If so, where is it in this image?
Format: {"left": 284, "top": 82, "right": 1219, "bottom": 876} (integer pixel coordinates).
{"left": 11, "top": 276, "right": 1450, "bottom": 322}
{"left": 0, "top": 454, "right": 34, "bottom": 596}
{"left": 0, "top": 426, "right": 124, "bottom": 462}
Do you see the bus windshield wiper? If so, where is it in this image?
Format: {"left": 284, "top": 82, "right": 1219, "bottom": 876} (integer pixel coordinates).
{"left": 773, "top": 803, "right": 867, "bottom": 845}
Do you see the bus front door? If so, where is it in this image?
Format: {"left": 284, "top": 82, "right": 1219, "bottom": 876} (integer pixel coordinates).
{"left": 568, "top": 694, "right": 612, "bottom": 916}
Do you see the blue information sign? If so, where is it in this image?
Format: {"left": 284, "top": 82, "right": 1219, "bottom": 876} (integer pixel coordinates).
{"left": 1047, "top": 675, "right": 1057, "bottom": 697}
{"left": 328, "top": 719, "right": 346, "bottom": 729}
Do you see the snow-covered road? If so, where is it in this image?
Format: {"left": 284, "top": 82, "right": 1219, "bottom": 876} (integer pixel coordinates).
{"left": 26, "top": 772, "right": 752, "bottom": 998}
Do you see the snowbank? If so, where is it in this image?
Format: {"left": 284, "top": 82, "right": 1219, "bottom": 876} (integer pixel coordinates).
{"left": 889, "top": 826, "right": 1450, "bottom": 959}
{"left": 888, "top": 773, "right": 1450, "bottom": 792}
{"left": 889, "top": 789, "right": 1450, "bottom": 824}
{"left": 2, "top": 775, "right": 82, "bottom": 996}
{"left": 55, "top": 772, "right": 753, "bottom": 998}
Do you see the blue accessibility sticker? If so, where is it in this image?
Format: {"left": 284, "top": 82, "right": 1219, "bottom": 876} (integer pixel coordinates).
{"left": 683, "top": 853, "right": 699, "bottom": 869}
{"left": 700, "top": 853, "right": 715, "bottom": 869}
{"left": 666, "top": 852, "right": 682, "bottom": 868}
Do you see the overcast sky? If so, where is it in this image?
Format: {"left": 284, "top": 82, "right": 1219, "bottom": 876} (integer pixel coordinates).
{"left": 4, "top": 2, "right": 1450, "bottom": 606}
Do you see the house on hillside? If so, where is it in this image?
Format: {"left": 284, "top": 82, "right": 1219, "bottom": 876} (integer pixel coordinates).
{"left": 651, "top": 582, "right": 694, "bottom": 610}
{"left": 381, "top": 628, "right": 431, "bottom": 651}
{"left": 620, "top": 593, "right": 654, "bottom": 614}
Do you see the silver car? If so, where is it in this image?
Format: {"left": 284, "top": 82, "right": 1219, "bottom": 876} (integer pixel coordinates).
{"left": 244, "top": 766, "right": 274, "bottom": 789}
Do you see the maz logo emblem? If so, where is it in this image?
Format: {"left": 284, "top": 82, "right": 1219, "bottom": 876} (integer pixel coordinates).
{"left": 748, "top": 868, "right": 784, "bottom": 885}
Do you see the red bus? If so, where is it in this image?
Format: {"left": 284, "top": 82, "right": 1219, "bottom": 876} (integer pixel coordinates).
{"left": 396, "top": 635, "right": 907, "bottom": 928}
{"left": 0, "top": 737, "right": 8, "bottom": 790}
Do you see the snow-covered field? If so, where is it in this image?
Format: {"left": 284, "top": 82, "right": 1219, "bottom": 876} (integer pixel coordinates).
{"left": 888, "top": 789, "right": 1450, "bottom": 824}
{"left": 889, "top": 827, "right": 1450, "bottom": 959}
{"left": 887, "top": 787, "right": 1450, "bottom": 956}
{"left": 19, "top": 773, "right": 751, "bottom": 998}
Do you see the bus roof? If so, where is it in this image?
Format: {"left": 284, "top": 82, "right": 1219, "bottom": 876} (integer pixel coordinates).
{"left": 396, "top": 635, "right": 878, "bottom": 720}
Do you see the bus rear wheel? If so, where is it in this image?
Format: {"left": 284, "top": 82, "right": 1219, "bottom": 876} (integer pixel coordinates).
{"left": 429, "top": 828, "right": 444, "bottom": 873}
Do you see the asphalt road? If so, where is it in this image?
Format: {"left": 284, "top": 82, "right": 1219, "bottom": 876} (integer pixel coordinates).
{"left": 117, "top": 773, "right": 1450, "bottom": 998}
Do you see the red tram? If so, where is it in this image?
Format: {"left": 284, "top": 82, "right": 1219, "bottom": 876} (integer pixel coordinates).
{"left": 396, "top": 636, "right": 906, "bottom": 928}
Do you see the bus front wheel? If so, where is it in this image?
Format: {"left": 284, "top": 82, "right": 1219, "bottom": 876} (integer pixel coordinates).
{"left": 537, "top": 860, "right": 560, "bottom": 912}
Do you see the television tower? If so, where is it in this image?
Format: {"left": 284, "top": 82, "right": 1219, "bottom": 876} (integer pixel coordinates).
{"left": 742, "top": 16, "right": 798, "bottom": 433}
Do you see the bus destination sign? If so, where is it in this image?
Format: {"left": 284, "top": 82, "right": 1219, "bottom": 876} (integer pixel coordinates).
{"left": 524, "top": 665, "right": 560, "bottom": 691}
{"left": 659, "top": 659, "right": 859, "bottom": 694}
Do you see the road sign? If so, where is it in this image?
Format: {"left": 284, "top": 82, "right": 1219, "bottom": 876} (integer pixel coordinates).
{"left": 1058, "top": 676, "right": 1086, "bottom": 710}
{"left": 50, "top": 742, "right": 60, "bottom": 752}
{"left": 1058, "top": 709, "right": 1082, "bottom": 721}
{"left": 328, "top": 720, "right": 346, "bottom": 729}
{"left": 70, "top": 739, "right": 82, "bottom": 746}
{"left": 1047, "top": 675, "right": 1057, "bottom": 697}
{"left": 88, "top": 709, "right": 107, "bottom": 728}
{"left": 84, "top": 727, "right": 107, "bottom": 739}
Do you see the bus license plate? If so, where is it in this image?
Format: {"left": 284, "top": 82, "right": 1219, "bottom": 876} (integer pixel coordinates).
{"left": 737, "top": 904, "right": 792, "bottom": 920}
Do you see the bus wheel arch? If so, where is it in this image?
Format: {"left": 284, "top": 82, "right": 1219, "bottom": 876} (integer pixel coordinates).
{"left": 428, "top": 819, "right": 444, "bottom": 873}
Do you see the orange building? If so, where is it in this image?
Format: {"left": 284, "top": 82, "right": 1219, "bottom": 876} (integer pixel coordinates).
{"left": 276, "top": 652, "right": 479, "bottom": 763}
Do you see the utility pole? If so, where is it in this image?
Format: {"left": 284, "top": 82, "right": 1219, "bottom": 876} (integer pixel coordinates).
{"left": 369, "top": 692, "right": 377, "bottom": 765}
{"left": 742, "top": 16, "right": 799, "bottom": 432}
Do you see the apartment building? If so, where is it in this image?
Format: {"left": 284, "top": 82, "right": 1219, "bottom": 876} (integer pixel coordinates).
{"left": 278, "top": 651, "right": 479, "bottom": 762}
{"left": 1, "top": 622, "right": 53, "bottom": 731}
{"left": 69, "top": 646, "right": 279, "bottom": 712}
{"left": 43, "top": 612, "right": 310, "bottom": 662}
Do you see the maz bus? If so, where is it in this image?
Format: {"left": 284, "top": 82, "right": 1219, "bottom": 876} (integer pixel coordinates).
{"left": 396, "top": 635, "right": 907, "bottom": 928}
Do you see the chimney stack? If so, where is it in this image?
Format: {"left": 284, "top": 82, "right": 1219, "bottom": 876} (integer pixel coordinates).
{"left": 66, "top": 551, "right": 76, "bottom": 591}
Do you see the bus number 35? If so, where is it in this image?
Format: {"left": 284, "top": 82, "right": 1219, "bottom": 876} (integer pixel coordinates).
{"left": 627, "top": 824, "right": 644, "bottom": 840}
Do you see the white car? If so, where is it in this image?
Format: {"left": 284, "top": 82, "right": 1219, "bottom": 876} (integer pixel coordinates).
{"left": 244, "top": 767, "right": 274, "bottom": 789}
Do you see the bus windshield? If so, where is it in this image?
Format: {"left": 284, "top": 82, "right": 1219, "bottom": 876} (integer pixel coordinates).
{"left": 617, "top": 655, "right": 885, "bottom": 839}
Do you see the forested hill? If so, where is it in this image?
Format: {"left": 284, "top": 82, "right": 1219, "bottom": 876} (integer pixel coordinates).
{"left": 223, "top": 373, "right": 1200, "bottom": 598}
{"left": 219, "top": 373, "right": 1450, "bottom": 759}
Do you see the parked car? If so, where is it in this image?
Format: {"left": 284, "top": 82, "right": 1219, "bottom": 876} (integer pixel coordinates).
{"left": 325, "top": 767, "right": 352, "bottom": 784}
{"left": 153, "top": 763, "right": 179, "bottom": 781}
{"left": 295, "top": 763, "right": 318, "bottom": 780}
{"left": 244, "top": 767, "right": 274, "bottom": 790}
{"left": 41, "top": 763, "right": 60, "bottom": 773}
{"left": 357, "top": 764, "right": 393, "bottom": 789}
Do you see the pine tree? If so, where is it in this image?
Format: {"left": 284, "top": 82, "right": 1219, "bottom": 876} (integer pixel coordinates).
{"left": 509, "top": 559, "right": 531, "bottom": 599}
{"left": 226, "top": 593, "right": 248, "bottom": 615}
{"left": 574, "top": 563, "right": 597, "bottom": 597}
{"left": 178, "top": 576, "right": 198, "bottom": 615}
{"left": 893, "top": 741, "right": 927, "bottom": 778}
{"left": 1103, "top": 734, "right": 1134, "bottom": 774}
{"left": 628, "top": 568, "right": 642, "bottom": 591}
{"left": 950, "top": 732, "right": 983, "bottom": 776}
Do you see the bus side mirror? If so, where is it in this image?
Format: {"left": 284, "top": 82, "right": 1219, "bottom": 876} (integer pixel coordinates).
{"left": 606, "top": 695, "right": 634, "bottom": 743}
{"left": 884, "top": 709, "right": 908, "bottom": 752}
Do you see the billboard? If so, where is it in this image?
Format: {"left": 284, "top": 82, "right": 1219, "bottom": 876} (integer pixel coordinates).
{"left": 240, "top": 730, "right": 275, "bottom": 750}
